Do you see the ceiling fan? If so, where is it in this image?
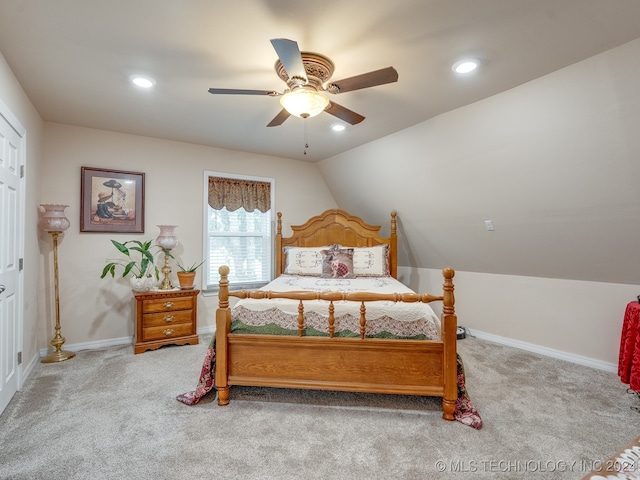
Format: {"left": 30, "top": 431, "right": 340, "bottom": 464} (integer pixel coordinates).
{"left": 208, "top": 38, "right": 398, "bottom": 127}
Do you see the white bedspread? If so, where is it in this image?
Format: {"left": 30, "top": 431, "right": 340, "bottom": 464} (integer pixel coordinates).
{"left": 232, "top": 275, "right": 442, "bottom": 339}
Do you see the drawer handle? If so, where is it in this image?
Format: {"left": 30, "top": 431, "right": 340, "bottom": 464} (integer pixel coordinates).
{"left": 163, "top": 301, "right": 174, "bottom": 309}
{"left": 164, "top": 315, "right": 175, "bottom": 323}
{"left": 163, "top": 328, "right": 175, "bottom": 336}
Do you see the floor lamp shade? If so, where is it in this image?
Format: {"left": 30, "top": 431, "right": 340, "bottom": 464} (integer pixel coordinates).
{"left": 38, "top": 204, "right": 71, "bottom": 233}
{"left": 39, "top": 204, "right": 74, "bottom": 363}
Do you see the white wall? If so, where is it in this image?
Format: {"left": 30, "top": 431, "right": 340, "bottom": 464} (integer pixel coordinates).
{"left": 38, "top": 123, "right": 337, "bottom": 353}
{"left": 318, "top": 38, "right": 640, "bottom": 286}
{"left": 0, "top": 52, "right": 44, "bottom": 367}
{"left": 399, "top": 266, "right": 636, "bottom": 366}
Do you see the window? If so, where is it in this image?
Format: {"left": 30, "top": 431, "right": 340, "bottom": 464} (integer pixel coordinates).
{"left": 203, "top": 172, "right": 274, "bottom": 292}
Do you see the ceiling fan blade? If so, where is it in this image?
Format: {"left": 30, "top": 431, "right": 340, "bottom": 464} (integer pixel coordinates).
{"left": 326, "top": 67, "right": 398, "bottom": 94}
{"left": 266, "top": 108, "right": 291, "bottom": 127}
{"left": 208, "top": 88, "right": 280, "bottom": 96}
{"left": 325, "top": 102, "right": 365, "bottom": 125}
{"left": 270, "top": 38, "right": 308, "bottom": 84}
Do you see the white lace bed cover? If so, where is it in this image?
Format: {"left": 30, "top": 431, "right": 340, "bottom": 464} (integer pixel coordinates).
{"left": 232, "top": 275, "right": 442, "bottom": 340}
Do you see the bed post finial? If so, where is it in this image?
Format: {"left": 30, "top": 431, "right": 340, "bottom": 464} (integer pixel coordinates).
{"left": 218, "top": 265, "right": 230, "bottom": 309}
{"left": 442, "top": 268, "right": 455, "bottom": 315}
{"left": 390, "top": 211, "right": 397, "bottom": 236}
{"left": 277, "top": 212, "right": 282, "bottom": 235}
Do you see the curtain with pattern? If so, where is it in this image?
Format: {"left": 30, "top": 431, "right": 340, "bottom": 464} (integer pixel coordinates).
{"left": 207, "top": 176, "right": 271, "bottom": 213}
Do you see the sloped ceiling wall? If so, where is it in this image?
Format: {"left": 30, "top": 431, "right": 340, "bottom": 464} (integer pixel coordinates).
{"left": 318, "top": 39, "right": 640, "bottom": 285}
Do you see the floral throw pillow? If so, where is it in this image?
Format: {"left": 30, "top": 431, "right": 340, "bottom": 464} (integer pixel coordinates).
{"left": 352, "top": 244, "right": 390, "bottom": 277}
{"left": 320, "top": 247, "right": 355, "bottom": 279}
{"left": 283, "top": 246, "right": 326, "bottom": 276}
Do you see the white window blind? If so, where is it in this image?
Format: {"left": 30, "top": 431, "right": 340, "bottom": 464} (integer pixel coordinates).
{"left": 206, "top": 206, "right": 272, "bottom": 289}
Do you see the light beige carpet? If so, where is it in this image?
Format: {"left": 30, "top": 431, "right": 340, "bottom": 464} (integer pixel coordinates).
{"left": 0, "top": 336, "right": 638, "bottom": 479}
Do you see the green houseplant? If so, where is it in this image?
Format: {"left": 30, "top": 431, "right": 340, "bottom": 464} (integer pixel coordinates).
{"left": 176, "top": 260, "right": 204, "bottom": 290}
{"left": 100, "top": 239, "right": 161, "bottom": 292}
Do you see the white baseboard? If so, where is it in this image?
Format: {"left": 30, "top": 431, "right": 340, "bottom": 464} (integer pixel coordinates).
{"left": 22, "top": 351, "right": 40, "bottom": 385}
{"left": 37, "top": 326, "right": 216, "bottom": 358}
{"left": 38, "top": 336, "right": 133, "bottom": 358}
{"left": 197, "top": 325, "right": 215, "bottom": 336}
{"left": 467, "top": 329, "right": 617, "bottom": 373}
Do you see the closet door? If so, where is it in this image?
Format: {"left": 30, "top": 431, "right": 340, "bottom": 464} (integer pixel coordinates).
{"left": 0, "top": 105, "right": 24, "bottom": 415}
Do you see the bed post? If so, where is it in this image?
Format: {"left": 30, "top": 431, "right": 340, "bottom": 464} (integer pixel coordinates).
{"left": 216, "top": 265, "right": 232, "bottom": 406}
{"left": 441, "top": 268, "right": 457, "bottom": 421}
{"left": 389, "top": 212, "right": 397, "bottom": 278}
{"left": 275, "top": 212, "right": 283, "bottom": 276}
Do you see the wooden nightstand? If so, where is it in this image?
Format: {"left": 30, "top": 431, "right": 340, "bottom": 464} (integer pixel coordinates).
{"left": 133, "top": 289, "right": 200, "bottom": 354}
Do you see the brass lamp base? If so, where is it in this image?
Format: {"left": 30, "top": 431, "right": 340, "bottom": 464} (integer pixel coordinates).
{"left": 41, "top": 349, "right": 76, "bottom": 363}
{"left": 159, "top": 251, "right": 173, "bottom": 290}
{"left": 41, "top": 326, "right": 75, "bottom": 363}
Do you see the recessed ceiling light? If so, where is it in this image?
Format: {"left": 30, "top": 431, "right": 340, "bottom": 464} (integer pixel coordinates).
{"left": 331, "top": 123, "right": 346, "bottom": 132}
{"left": 130, "top": 75, "right": 156, "bottom": 88}
{"left": 452, "top": 59, "right": 480, "bottom": 74}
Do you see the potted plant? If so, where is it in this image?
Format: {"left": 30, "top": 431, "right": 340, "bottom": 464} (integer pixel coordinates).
{"left": 100, "top": 239, "right": 161, "bottom": 292}
{"left": 176, "top": 260, "right": 204, "bottom": 290}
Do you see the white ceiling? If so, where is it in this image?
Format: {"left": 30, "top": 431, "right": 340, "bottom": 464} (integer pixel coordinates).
{"left": 2, "top": 0, "right": 640, "bottom": 162}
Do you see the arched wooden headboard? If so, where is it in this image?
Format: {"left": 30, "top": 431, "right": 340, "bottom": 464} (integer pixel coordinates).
{"left": 275, "top": 209, "right": 398, "bottom": 278}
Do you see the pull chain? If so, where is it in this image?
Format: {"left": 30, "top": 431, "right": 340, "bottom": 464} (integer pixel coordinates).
{"left": 303, "top": 118, "right": 309, "bottom": 156}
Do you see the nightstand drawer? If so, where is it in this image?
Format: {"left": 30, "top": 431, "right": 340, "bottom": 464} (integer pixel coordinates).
{"left": 142, "top": 310, "right": 192, "bottom": 328}
{"left": 134, "top": 290, "right": 200, "bottom": 354}
{"left": 142, "top": 296, "right": 194, "bottom": 313}
{"left": 142, "top": 323, "right": 194, "bottom": 342}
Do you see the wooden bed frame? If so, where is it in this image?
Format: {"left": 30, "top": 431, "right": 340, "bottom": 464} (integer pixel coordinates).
{"left": 215, "top": 209, "right": 458, "bottom": 420}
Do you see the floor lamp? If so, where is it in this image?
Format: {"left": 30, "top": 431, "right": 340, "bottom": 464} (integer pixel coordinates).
{"left": 39, "top": 204, "right": 75, "bottom": 363}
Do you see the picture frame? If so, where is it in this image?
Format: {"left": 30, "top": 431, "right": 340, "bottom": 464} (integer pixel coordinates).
{"left": 80, "top": 167, "right": 145, "bottom": 233}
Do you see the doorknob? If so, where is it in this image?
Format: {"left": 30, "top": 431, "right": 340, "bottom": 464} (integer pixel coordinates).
{"left": 0, "top": 285, "right": 5, "bottom": 294}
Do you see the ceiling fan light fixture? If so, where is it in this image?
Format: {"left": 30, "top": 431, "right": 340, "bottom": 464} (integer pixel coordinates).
{"left": 280, "top": 87, "right": 329, "bottom": 119}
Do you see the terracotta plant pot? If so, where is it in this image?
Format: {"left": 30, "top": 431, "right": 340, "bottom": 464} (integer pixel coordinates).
{"left": 177, "top": 271, "right": 196, "bottom": 290}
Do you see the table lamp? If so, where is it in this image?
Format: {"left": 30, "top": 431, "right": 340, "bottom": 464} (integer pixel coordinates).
{"left": 156, "top": 225, "right": 178, "bottom": 290}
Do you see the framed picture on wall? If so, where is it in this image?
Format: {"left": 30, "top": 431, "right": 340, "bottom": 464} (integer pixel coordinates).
{"left": 80, "top": 167, "right": 145, "bottom": 233}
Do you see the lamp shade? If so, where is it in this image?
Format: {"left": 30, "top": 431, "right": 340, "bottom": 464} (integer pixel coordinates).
{"left": 156, "top": 225, "right": 178, "bottom": 250}
{"left": 38, "top": 204, "right": 70, "bottom": 233}
{"left": 280, "top": 87, "right": 329, "bottom": 118}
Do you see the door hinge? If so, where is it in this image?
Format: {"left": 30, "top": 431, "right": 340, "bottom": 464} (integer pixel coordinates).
{"left": 20, "top": 164, "right": 24, "bottom": 178}
{"left": 17, "top": 352, "right": 22, "bottom": 365}
{"left": 19, "top": 258, "right": 23, "bottom": 271}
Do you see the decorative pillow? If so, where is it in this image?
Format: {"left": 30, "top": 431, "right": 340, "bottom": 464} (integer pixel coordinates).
{"left": 320, "top": 247, "right": 355, "bottom": 279}
{"left": 352, "top": 244, "right": 390, "bottom": 277}
{"left": 283, "top": 246, "right": 327, "bottom": 276}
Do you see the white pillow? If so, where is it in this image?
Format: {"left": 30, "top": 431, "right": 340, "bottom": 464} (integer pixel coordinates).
{"left": 283, "top": 246, "right": 327, "bottom": 276}
{"left": 352, "top": 244, "right": 390, "bottom": 277}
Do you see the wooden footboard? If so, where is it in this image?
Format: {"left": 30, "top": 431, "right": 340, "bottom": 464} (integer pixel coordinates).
{"left": 214, "top": 266, "right": 458, "bottom": 421}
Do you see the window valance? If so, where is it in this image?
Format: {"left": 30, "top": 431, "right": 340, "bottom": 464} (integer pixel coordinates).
{"left": 207, "top": 176, "right": 271, "bottom": 213}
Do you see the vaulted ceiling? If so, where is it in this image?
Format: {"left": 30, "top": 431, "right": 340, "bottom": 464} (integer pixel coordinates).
{"left": 2, "top": 0, "right": 640, "bottom": 162}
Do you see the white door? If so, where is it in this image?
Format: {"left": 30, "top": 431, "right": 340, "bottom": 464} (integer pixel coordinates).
{"left": 0, "top": 102, "right": 24, "bottom": 415}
